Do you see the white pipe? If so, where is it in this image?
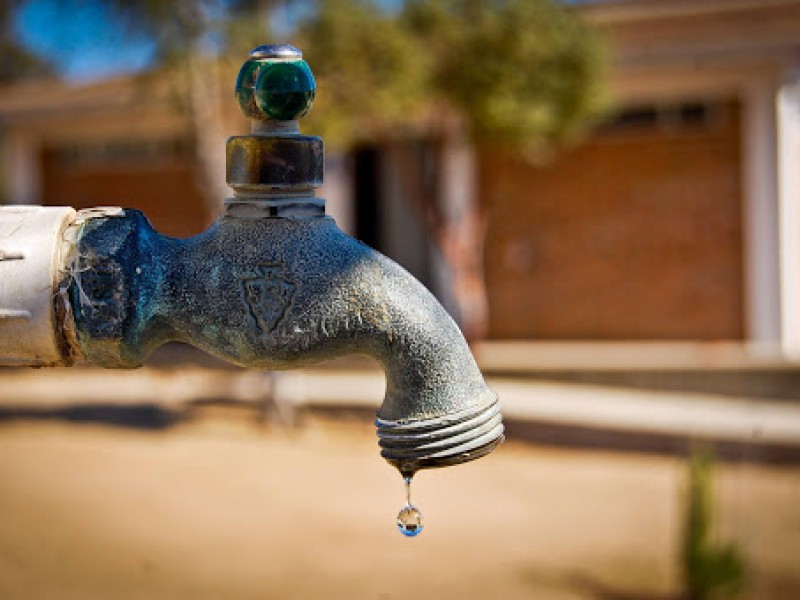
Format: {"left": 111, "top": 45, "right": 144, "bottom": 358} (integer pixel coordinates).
{"left": 0, "top": 206, "right": 76, "bottom": 366}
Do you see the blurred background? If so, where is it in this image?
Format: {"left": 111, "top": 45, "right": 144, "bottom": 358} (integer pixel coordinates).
{"left": 1, "top": 0, "right": 799, "bottom": 598}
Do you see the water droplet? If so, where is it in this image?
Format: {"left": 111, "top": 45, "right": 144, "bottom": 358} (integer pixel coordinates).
{"left": 396, "top": 475, "right": 424, "bottom": 537}
{"left": 397, "top": 504, "right": 424, "bottom": 537}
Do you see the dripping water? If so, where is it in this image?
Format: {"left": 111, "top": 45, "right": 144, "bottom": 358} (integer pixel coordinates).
{"left": 396, "top": 474, "right": 423, "bottom": 537}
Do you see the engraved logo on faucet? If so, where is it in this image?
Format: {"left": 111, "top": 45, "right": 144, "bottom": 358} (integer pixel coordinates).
{"left": 240, "top": 264, "right": 296, "bottom": 333}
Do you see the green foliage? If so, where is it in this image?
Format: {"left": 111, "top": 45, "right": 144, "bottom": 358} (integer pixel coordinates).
{"left": 683, "top": 447, "right": 746, "bottom": 600}
{"left": 405, "top": 0, "right": 609, "bottom": 149}
{"left": 296, "top": 0, "right": 432, "bottom": 146}
{"left": 0, "top": 0, "right": 56, "bottom": 83}
{"left": 0, "top": 41, "right": 55, "bottom": 84}
{"left": 102, "top": 0, "right": 277, "bottom": 65}
{"left": 298, "top": 0, "right": 609, "bottom": 152}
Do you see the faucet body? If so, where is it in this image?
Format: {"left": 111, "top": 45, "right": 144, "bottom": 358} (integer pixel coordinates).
{"left": 67, "top": 203, "right": 502, "bottom": 472}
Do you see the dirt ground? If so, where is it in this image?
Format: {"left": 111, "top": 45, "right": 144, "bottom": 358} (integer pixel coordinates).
{"left": 0, "top": 410, "right": 797, "bottom": 600}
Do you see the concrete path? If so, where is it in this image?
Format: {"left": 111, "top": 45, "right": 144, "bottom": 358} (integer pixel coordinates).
{"left": 1, "top": 366, "right": 799, "bottom": 450}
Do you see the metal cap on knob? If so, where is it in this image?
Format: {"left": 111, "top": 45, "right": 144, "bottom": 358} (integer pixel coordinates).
{"left": 249, "top": 44, "right": 302, "bottom": 60}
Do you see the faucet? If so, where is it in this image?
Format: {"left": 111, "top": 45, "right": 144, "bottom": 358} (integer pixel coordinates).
{"left": 0, "top": 45, "right": 503, "bottom": 475}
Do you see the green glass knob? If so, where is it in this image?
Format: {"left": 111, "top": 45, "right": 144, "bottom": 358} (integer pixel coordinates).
{"left": 254, "top": 60, "right": 316, "bottom": 121}
{"left": 234, "top": 45, "right": 316, "bottom": 121}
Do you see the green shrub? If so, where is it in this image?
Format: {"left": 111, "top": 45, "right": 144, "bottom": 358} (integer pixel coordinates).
{"left": 683, "top": 447, "right": 746, "bottom": 600}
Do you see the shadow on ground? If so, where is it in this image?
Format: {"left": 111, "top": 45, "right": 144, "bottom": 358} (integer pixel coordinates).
{"left": 0, "top": 403, "right": 184, "bottom": 429}
{"left": 1, "top": 401, "right": 799, "bottom": 466}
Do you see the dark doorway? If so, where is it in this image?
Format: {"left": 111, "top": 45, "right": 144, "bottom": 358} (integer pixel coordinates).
{"left": 353, "top": 143, "right": 382, "bottom": 249}
{"left": 351, "top": 140, "right": 440, "bottom": 302}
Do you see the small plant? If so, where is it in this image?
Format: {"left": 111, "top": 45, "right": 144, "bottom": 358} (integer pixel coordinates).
{"left": 682, "top": 446, "right": 746, "bottom": 600}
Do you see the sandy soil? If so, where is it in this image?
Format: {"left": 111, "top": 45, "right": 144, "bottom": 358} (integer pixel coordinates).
{"left": 0, "top": 411, "right": 797, "bottom": 600}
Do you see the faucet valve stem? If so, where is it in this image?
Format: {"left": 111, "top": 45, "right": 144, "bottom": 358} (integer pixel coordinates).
{"left": 228, "top": 45, "right": 322, "bottom": 202}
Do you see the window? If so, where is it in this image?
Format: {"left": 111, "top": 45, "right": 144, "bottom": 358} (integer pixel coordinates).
{"left": 598, "top": 101, "right": 716, "bottom": 134}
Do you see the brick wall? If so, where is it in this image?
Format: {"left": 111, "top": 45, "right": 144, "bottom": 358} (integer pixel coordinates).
{"left": 480, "top": 101, "right": 744, "bottom": 340}
{"left": 41, "top": 139, "right": 211, "bottom": 239}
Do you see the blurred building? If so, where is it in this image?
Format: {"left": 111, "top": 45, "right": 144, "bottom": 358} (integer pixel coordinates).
{"left": 482, "top": 0, "right": 800, "bottom": 355}
{"left": 2, "top": 0, "right": 800, "bottom": 355}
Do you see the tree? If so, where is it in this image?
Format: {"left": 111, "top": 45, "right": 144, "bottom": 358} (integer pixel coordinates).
{"left": 0, "top": 0, "right": 57, "bottom": 204}
{"left": 0, "top": 1, "right": 55, "bottom": 83}
{"left": 97, "top": 0, "right": 282, "bottom": 208}
{"left": 297, "top": 0, "right": 607, "bottom": 146}
{"left": 298, "top": 0, "right": 608, "bottom": 339}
